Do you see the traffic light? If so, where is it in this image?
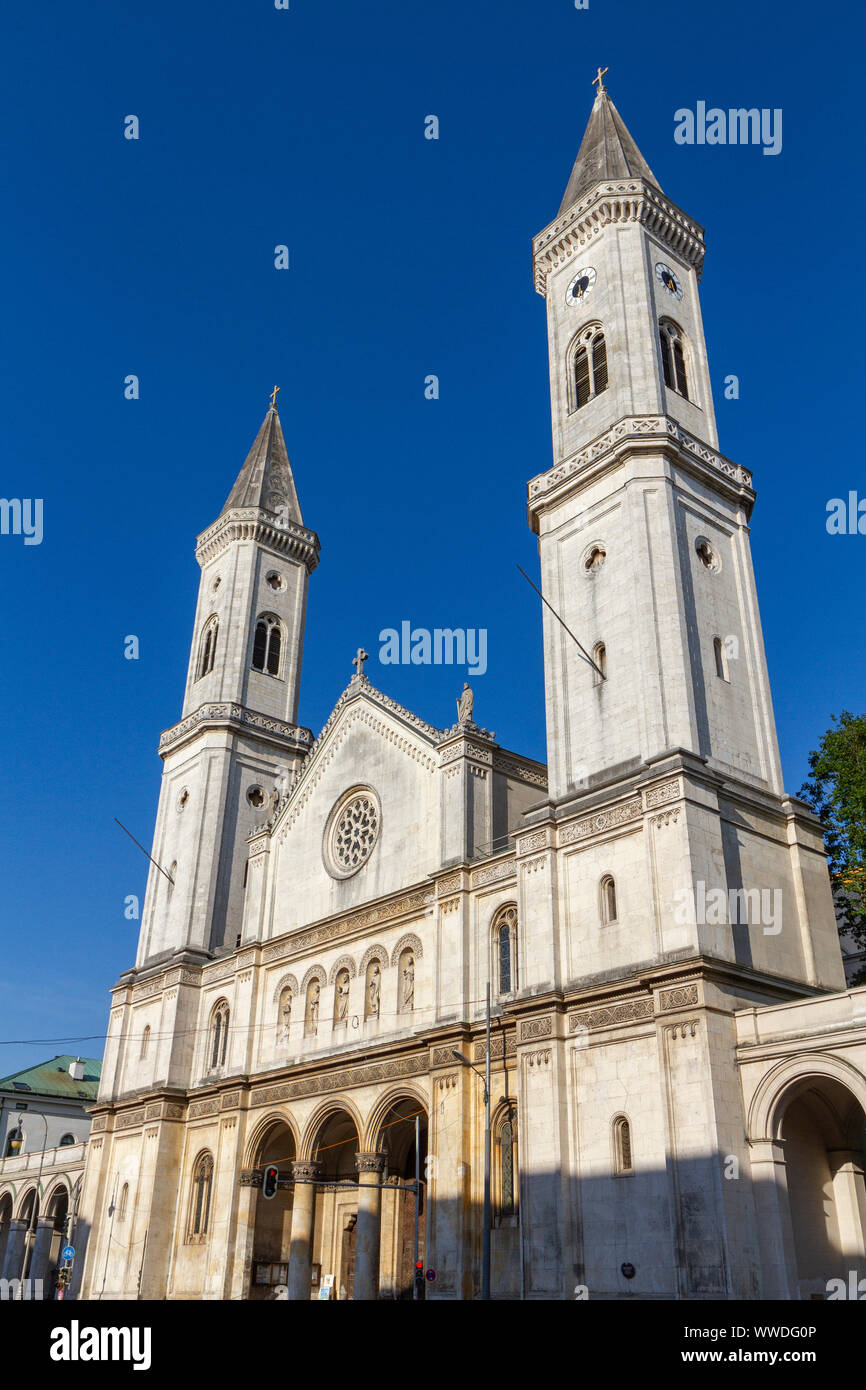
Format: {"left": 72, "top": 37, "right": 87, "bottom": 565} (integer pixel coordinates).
{"left": 414, "top": 1260, "right": 424, "bottom": 1295}
{"left": 262, "top": 1165, "right": 279, "bottom": 1200}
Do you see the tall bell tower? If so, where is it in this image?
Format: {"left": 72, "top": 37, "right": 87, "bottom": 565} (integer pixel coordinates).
{"left": 134, "top": 400, "right": 319, "bottom": 969}
{"left": 524, "top": 77, "right": 843, "bottom": 994}
{"left": 529, "top": 76, "right": 781, "bottom": 806}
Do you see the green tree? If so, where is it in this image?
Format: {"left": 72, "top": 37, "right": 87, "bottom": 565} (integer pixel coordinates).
{"left": 799, "top": 711, "right": 866, "bottom": 983}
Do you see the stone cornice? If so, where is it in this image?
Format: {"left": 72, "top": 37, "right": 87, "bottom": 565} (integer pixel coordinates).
{"left": 527, "top": 415, "right": 754, "bottom": 531}
{"left": 158, "top": 702, "right": 313, "bottom": 757}
{"left": 195, "top": 507, "right": 320, "bottom": 574}
{"left": 532, "top": 178, "right": 706, "bottom": 296}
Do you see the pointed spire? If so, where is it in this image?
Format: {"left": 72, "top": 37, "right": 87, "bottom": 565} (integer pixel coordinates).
{"left": 220, "top": 399, "right": 303, "bottom": 525}
{"left": 559, "top": 77, "right": 661, "bottom": 216}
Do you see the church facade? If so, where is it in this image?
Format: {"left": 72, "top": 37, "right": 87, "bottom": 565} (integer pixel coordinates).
{"left": 77, "top": 83, "right": 866, "bottom": 1301}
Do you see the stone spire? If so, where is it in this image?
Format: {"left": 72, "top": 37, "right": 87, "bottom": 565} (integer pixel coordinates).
{"left": 220, "top": 404, "right": 303, "bottom": 525}
{"left": 559, "top": 84, "right": 661, "bottom": 216}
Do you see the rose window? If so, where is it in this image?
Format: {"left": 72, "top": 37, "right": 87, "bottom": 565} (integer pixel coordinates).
{"left": 325, "top": 788, "right": 381, "bottom": 878}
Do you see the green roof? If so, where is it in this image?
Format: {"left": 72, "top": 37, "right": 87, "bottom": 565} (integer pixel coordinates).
{"left": 0, "top": 1055, "right": 102, "bottom": 1101}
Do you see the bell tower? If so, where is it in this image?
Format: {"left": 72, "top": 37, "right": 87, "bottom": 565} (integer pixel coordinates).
{"left": 524, "top": 78, "right": 843, "bottom": 994}
{"left": 134, "top": 400, "right": 319, "bottom": 969}
{"left": 529, "top": 77, "right": 780, "bottom": 806}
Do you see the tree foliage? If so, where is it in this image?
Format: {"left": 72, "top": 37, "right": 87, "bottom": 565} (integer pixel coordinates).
{"left": 799, "top": 711, "right": 866, "bottom": 982}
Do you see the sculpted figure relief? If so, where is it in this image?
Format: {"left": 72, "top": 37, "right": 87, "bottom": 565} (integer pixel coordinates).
{"left": 278, "top": 987, "right": 292, "bottom": 1043}
{"left": 399, "top": 950, "right": 415, "bottom": 1013}
{"left": 306, "top": 980, "right": 320, "bottom": 1037}
{"left": 335, "top": 969, "right": 350, "bottom": 1025}
{"left": 366, "top": 963, "right": 381, "bottom": 1020}
{"left": 456, "top": 682, "right": 474, "bottom": 726}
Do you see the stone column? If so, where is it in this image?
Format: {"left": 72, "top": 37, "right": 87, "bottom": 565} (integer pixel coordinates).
{"left": 228, "top": 1181, "right": 258, "bottom": 1300}
{"left": 748, "top": 1139, "right": 798, "bottom": 1298}
{"left": 828, "top": 1150, "right": 866, "bottom": 1266}
{"left": 287, "top": 1161, "right": 319, "bottom": 1301}
{"left": 29, "top": 1217, "right": 55, "bottom": 1288}
{"left": 353, "top": 1152, "right": 385, "bottom": 1301}
{"left": 1, "top": 1220, "right": 29, "bottom": 1281}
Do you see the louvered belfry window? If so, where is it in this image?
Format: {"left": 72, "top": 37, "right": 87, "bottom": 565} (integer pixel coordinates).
{"left": 571, "top": 327, "right": 609, "bottom": 411}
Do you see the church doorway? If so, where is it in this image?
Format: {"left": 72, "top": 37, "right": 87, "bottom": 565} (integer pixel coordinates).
{"left": 779, "top": 1075, "right": 866, "bottom": 1298}
{"left": 376, "top": 1097, "right": 428, "bottom": 1299}
{"left": 311, "top": 1109, "right": 359, "bottom": 1300}
{"left": 249, "top": 1120, "right": 295, "bottom": 1300}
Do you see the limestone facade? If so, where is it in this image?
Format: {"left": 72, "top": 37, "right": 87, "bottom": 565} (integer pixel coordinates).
{"left": 76, "top": 85, "right": 866, "bottom": 1300}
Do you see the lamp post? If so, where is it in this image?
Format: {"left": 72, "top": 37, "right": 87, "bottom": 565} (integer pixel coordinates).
{"left": 452, "top": 981, "right": 492, "bottom": 1301}
{"left": 16, "top": 1110, "right": 48, "bottom": 1282}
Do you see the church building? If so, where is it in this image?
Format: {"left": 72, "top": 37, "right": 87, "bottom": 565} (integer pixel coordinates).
{"left": 77, "top": 80, "right": 866, "bottom": 1301}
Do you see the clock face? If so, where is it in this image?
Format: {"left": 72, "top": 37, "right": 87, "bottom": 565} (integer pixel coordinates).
{"left": 655, "top": 263, "right": 683, "bottom": 300}
{"left": 566, "top": 267, "right": 597, "bottom": 305}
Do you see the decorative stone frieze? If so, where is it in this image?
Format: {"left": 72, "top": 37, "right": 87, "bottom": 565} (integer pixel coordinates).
{"left": 659, "top": 984, "right": 700, "bottom": 1011}
{"left": 471, "top": 859, "right": 516, "bottom": 888}
{"left": 559, "top": 798, "right": 643, "bottom": 846}
{"left": 569, "top": 998, "right": 654, "bottom": 1030}
{"left": 251, "top": 1052, "right": 428, "bottom": 1107}
{"left": 262, "top": 889, "right": 433, "bottom": 963}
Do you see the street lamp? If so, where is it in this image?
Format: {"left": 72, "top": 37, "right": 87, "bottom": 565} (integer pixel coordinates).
{"left": 452, "top": 981, "right": 492, "bottom": 1301}
{"left": 17, "top": 1110, "right": 48, "bottom": 1282}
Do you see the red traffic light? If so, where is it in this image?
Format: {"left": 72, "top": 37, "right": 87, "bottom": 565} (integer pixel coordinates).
{"left": 415, "top": 1260, "right": 423, "bottom": 1270}
{"left": 262, "top": 1165, "right": 279, "bottom": 1200}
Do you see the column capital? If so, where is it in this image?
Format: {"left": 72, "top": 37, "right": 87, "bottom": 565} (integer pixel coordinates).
{"left": 291, "top": 1160, "right": 321, "bottom": 1184}
{"left": 355, "top": 1151, "right": 386, "bottom": 1176}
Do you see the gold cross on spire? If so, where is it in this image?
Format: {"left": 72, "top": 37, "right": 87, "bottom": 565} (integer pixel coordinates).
{"left": 269, "top": 384, "right": 280, "bottom": 411}
{"left": 592, "top": 66, "right": 609, "bottom": 96}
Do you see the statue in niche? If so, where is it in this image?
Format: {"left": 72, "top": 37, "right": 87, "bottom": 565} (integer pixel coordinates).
{"left": 366, "top": 963, "right": 381, "bottom": 1020}
{"left": 334, "top": 970, "right": 350, "bottom": 1026}
{"left": 278, "top": 988, "right": 292, "bottom": 1044}
{"left": 456, "top": 682, "right": 474, "bottom": 726}
{"left": 399, "top": 951, "right": 415, "bottom": 1013}
{"left": 306, "top": 981, "right": 320, "bottom": 1037}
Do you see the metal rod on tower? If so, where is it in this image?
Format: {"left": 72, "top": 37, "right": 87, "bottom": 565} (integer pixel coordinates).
{"left": 113, "top": 819, "right": 176, "bottom": 884}
{"left": 516, "top": 566, "right": 606, "bottom": 679}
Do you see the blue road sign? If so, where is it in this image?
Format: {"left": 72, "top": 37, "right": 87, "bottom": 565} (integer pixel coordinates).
{"left": 61, "top": 1245, "right": 75, "bottom": 1261}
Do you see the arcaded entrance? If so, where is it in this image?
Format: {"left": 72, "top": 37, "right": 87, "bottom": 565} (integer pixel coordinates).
{"left": 780, "top": 1076, "right": 866, "bottom": 1298}
{"left": 250, "top": 1120, "right": 295, "bottom": 1299}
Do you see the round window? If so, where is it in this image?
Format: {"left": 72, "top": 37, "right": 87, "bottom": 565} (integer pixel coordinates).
{"left": 324, "top": 787, "right": 381, "bottom": 879}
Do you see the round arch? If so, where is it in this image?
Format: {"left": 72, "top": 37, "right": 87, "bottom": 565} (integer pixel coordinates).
{"left": 747, "top": 1053, "right": 866, "bottom": 1143}
{"left": 244, "top": 1110, "right": 300, "bottom": 1169}
{"left": 15, "top": 1186, "right": 39, "bottom": 1222}
{"left": 300, "top": 1097, "right": 364, "bottom": 1163}
{"left": 363, "top": 1085, "right": 430, "bottom": 1153}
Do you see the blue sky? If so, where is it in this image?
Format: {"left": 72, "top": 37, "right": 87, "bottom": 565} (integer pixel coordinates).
{"left": 0, "top": 0, "right": 862, "bottom": 1076}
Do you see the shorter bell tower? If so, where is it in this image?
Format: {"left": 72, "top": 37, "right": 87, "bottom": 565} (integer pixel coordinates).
{"left": 134, "top": 400, "right": 320, "bottom": 969}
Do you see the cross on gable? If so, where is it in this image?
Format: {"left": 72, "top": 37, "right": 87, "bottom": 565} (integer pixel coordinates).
{"left": 352, "top": 647, "right": 369, "bottom": 678}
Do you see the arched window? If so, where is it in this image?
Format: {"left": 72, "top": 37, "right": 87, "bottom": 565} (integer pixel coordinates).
{"left": 493, "top": 904, "right": 518, "bottom": 995}
{"left": 140, "top": 1025, "right": 151, "bottom": 1060}
{"left": 614, "top": 1116, "right": 633, "bottom": 1175}
{"left": 593, "top": 642, "right": 607, "bottom": 683}
{"left": 59, "top": 1133, "right": 76, "bottom": 1147}
{"left": 571, "top": 325, "right": 609, "bottom": 411}
{"left": 494, "top": 1107, "right": 519, "bottom": 1224}
{"left": 600, "top": 874, "right": 618, "bottom": 925}
{"left": 713, "top": 636, "right": 729, "bottom": 681}
{"left": 197, "top": 617, "right": 218, "bottom": 680}
{"left": 5, "top": 1126, "right": 23, "bottom": 1157}
{"left": 659, "top": 320, "right": 689, "bottom": 399}
{"left": 252, "top": 615, "right": 282, "bottom": 676}
{"left": 189, "top": 1153, "right": 214, "bottom": 1239}
{"left": 117, "top": 1182, "right": 129, "bottom": 1221}
{"left": 210, "top": 1001, "right": 229, "bottom": 1069}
